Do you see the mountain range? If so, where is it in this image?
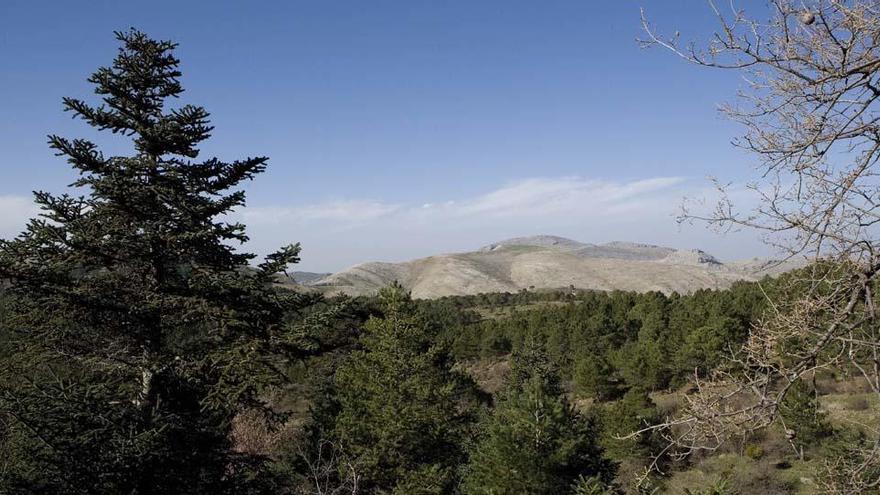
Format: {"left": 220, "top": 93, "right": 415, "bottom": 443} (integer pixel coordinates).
{"left": 299, "top": 235, "right": 800, "bottom": 299}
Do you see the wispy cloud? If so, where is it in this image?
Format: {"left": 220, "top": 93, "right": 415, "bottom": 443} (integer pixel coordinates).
{"left": 0, "top": 177, "right": 767, "bottom": 272}
{"left": 0, "top": 195, "right": 38, "bottom": 240}
{"left": 414, "top": 176, "right": 685, "bottom": 218}
{"left": 241, "top": 176, "right": 686, "bottom": 227}
{"left": 235, "top": 176, "right": 766, "bottom": 271}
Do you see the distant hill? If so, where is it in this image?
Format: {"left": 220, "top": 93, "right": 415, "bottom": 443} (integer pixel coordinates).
{"left": 305, "top": 235, "right": 803, "bottom": 299}
{"left": 289, "top": 271, "right": 332, "bottom": 284}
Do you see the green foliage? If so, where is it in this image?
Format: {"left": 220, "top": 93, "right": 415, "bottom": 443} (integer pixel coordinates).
{"left": 597, "top": 387, "right": 662, "bottom": 462}
{"left": 744, "top": 443, "right": 764, "bottom": 460}
{"left": 675, "top": 317, "right": 743, "bottom": 378}
{"left": 463, "top": 340, "right": 615, "bottom": 495}
{"left": 331, "top": 284, "right": 480, "bottom": 494}
{"left": 614, "top": 294, "right": 674, "bottom": 389}
{"left": 0, "top": 30, "right": 313, "bottom": 494}
{"left": 779, "top": 381, "right": 832, "bottom": 456}
{"left": 816, "top": 427, "right": 880, "bottom": 493}
{"left": 390, "top": 464, "right": 452, "bottom": 495}
{"left": 574, "top": 350, "right": 624, "bottom": 401}
{"left": 441, "top": 282, "right": 767, "bottom": 397}
{"left": 571, "top": 474, "right": 618, "bottom": 495}
{"left": 683, "top": 478, "right": 730, "bottom": 495}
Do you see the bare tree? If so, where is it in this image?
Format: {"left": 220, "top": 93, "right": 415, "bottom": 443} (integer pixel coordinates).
{"left": 295, "top": 438, "right": 361, "bottom": 495}
{"left": 638, "top": 1, "right": 880, "bottom": 491}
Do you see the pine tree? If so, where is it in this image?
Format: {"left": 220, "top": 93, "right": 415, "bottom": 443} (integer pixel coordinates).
{"left": 597, "top": 387, "right": 662, "bottom": 462}
{"left": 779, "top": 380, "right": 832, "bottom": 460}
{"left": 0, "top": 30, "right": 311, "bottom": 494}
{"left": 331, "top": 283, "right": 480, "bottom": 494}
{"left": 463, "top": 338, "right": 615, "bottom": 495}
{"left": 574, "top": 350, "right": 623, "bottom": 401}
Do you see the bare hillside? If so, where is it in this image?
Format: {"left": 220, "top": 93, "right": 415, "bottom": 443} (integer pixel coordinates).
{"left": 308, "top": 236, "right": 801, "bottom": 299}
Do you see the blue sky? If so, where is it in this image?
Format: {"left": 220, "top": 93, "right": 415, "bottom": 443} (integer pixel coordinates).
{"left": 1, "top": 1, "right": 774, "bottom": 271}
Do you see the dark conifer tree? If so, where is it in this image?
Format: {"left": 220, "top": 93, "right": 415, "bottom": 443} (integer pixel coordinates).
{"left": 331, "top": 284, "right": 481, "bottom": 494}
{"left": 596, "top": 387, "right": 662, "bottom": 463}
{"left": 0, "top": 30, "right": 311, "bottom": 494}
{"left": 779, "top": 381, "right": 832, "bottom": 460}
{"left": 463, "top": 338, "right": 615, "bottom": 495}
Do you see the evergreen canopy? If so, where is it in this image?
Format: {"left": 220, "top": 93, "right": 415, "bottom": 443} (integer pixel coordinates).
{"left": 463, "top": 339, "right": 615, "bottom": 495}
{"left": 331, "top": 284, "right": 481, "bottom": 494}
{"left": 0, "top": 29, "right": 310, "bottom": 494}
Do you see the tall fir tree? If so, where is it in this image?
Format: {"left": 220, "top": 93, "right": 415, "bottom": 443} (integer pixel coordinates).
{"left": 331, "top": 283, "right": 481, "bottom": 494}
{"left": 463, "top": 337, "right": 615, "bottom": 495}
{"left": 0, "top": 30, "right": 313, "bottom": 494}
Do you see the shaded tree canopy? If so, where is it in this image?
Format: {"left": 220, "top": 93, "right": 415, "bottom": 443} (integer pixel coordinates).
{"left": 463, "top": 338, "right": 615, "bottom": 495}
{"left": 331, "top": 284, "right": 481, "bottom": 494}
{"left": 0, "top": 29, "right": 311, "bottom": 494}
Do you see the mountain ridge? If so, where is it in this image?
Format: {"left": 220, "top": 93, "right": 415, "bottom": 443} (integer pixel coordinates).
{"left": 306, "top": 235, "right": 800, "bottom": 299}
